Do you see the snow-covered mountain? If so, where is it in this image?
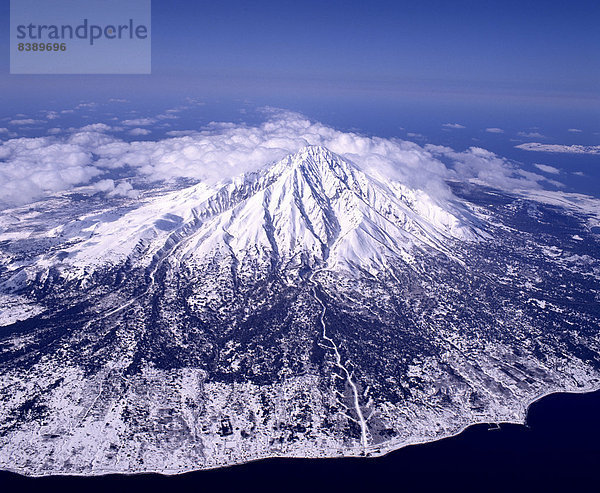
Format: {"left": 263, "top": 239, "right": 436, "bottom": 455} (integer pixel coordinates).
{"left": 31, "top": 146, "right": 478, "bottom": 282}
{"left": 1, "top": 145, "right": 600, "bottom": 476}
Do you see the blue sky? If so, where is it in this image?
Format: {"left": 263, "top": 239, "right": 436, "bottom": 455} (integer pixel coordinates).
{"left": 1, "top": 0, "right": 598, "bottom": 108}
{"left": 0, "top": 1, "right": 598, "bottom": 206}
{"left": 153, "top": 0, "right": 598, "bottom": 95}
{"left": 0, "top": 2, "right": 598, "bottom": 175}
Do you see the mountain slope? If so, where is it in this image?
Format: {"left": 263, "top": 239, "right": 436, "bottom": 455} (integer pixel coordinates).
{"left": 31, "top": 146, "right": 478, "bottom": 282}
{"left": 1, "top": 146, "right": 599, "bottom": 476}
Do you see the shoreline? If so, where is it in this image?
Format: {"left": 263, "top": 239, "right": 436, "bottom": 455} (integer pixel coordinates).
{"left": 2, "top": 383, "right": 600, "bottom": 479}
{"left": 365, "top": 382, "right": 600, "bottom": 460}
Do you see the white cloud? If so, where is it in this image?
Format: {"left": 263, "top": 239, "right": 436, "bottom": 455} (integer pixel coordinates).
{"left": 0, "top": 128, "right": 8, "bottom": 133}
{"left": 426, "top": 145, "right": 561, "bottom": 191}
{"left": 165, "top": 130, "right": 197, "bottom": 137}
{"left": 442, "top": 123, "right": 465, "bottom": 129}
{"left": 534, "top": 163, "right": 560, "bottom": 174}
{"left": 45, "top": 111, "right": 60, "bottom": 120}
{"left": 47, "top": 128, "right": 62, "bottom": 135}
{"left": 485, "top": 128, "right": 504, "bottom": 134}
{"left": 9, "top": 119, "right": 43, "bottom": 126}
{"left": 93, "top": 179, "right": 139, "bottom": 198}
{"left": 94, "top": 178, "right": 116, "bottom": 193}
{"left": 0, "top": 136, "right": 101, "bottom": 206}
{"left": 122, "top": 118, "right": 156, "bottom": 126}
{"left": 129, "top": 128, "right": 151, "bottom": 136}
{"left": 80, "top": 123, "right": 112, "bottom": 132}
{"left": 516, "top": 143, "right": 600, "bottom": 155}
{"left": 97, "top": 111, "right": 450, "bottom": 198}
{"left": 111, "top": 181, "right": 139, "bottom": 198}
{"left": 156, "top": 113, "right": 179, "bottom": 120}
{"left": 109, "top": 98, "right": 129, "bottom": 103}
{"left": 122, "top": 113, "right": 177, "bottom": 128}
{"left": 0, "top": 108, "right": 570, "bottom": 209}
{"left": 568, "top": 128, "right": 582, "bottom": 133}
{"left": 0, "top": 110, "right": 453, "bottom": 207}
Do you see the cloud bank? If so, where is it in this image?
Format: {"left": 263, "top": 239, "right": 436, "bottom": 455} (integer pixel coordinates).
{"left": 0, "top": 109, "right": 564, "bottom": 209}
{"left": 516, "top": 143, "right": 600, "bottom": 155}
{"left": 534, "top": 163, "right": 560, "bottom": 174}
{"left": 129, "top": 128, "right": 152, "bottom": 136}
{"left": 9, "top": 119, "right": 43, "bottom": 126}
{"left": 0, "top": 135, "right": 102, "bottom": 206}
{"left": 425, "top": 145, "right": 559, "bottom": 191}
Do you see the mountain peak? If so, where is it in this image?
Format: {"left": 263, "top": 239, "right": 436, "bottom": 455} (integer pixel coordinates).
{"left": 296, "top": 144, "right": 333, "bottom": 156}
{"left": 37, "top": 146, "right": 477, "bottom": 280}
{"left": 267, "top": 145, "right": 356, "bottom": 184}
{"left": 292, "top": 144, "right": 337, "bottom": 160}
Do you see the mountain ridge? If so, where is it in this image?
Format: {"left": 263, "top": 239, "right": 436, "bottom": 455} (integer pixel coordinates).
{"left": 13, "top": 146, "right": 479, "bottom": 286}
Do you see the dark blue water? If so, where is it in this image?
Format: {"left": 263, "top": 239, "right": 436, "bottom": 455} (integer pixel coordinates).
{"left": 1, "top": 389, "right": 600, "bottom": 492}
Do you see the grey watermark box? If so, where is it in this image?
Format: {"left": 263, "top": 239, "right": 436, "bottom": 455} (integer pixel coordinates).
{"left": 10, "top": 0, "right": 151, "bottom": 74}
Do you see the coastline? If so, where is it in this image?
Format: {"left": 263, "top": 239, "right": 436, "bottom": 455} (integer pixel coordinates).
{"left": 365, "top": 382, "right": 600, "bottom": 461}
{"left": 3, "top": 383, "right": 600, "bottom": 479}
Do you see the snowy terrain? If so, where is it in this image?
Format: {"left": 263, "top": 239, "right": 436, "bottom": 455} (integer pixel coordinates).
{"left": 0, "top": 146, "right": 599, "bottom": 475}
